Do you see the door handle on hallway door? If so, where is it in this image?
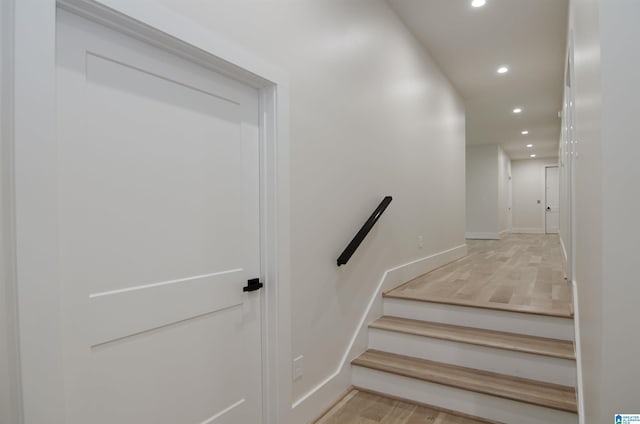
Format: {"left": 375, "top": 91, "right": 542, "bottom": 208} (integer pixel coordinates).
{"left": 243, "top": 278, "right": 263, "bottom": 292}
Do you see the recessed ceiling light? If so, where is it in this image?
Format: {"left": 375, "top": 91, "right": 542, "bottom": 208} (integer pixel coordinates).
{"left": 513, "top": 108, "right": 522, "bottom": 114}
{"left": 471, "top": 0, "right": 486, "bottom": 7}
{"left": 497, "top": 66, "right": 509, "bottom": 74}
{"left": 530, "top": 154, "right": 537, "bottom": 158}
{"left": 521, "top": 130, "right": 529, "bottom": 135}
{"left": 526, "top": 144, "right": 533, "bottom": 148}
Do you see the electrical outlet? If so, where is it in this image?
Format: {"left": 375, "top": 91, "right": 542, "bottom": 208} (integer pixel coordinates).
{"left": 293, "top": 355, "right": 304, "bottom": 381}
{"left": 417, "top": 235, "right": 424, "bottom": 249}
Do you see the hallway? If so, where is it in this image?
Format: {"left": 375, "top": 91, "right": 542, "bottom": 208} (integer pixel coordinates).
{"left": 386, "top": 235, "right": 572, "bottom": 317}
{"left": 4, "top": 1, "right": 639, "bottom": 423}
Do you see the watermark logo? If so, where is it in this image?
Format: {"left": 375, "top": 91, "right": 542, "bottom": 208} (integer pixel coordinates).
{"left": 616, "top": 414, "right": 640, "bottom": 424}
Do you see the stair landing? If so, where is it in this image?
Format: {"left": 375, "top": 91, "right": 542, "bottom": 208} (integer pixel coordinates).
{"left": 385, "top": 235, "right": 573, "bottom": 318}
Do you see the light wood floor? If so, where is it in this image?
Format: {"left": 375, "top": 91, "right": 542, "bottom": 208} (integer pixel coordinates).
{"left": 385, "top": 234, "right": 572, "bottom": 317}
{"left": 315, "top": 389, "right": 499, "bottom": 424}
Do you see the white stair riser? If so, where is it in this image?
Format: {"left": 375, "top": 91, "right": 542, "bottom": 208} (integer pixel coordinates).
{"left": 352, "top": 366, "right": 578, "bottom": 424}
{"left": 384, "top": 298, "right": 574, "bottom": 340}
{"left": 369, "top": 329, "right": 577, "bottom": 386}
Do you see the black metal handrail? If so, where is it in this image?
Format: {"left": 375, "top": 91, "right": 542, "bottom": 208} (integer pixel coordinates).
{"left": 337, "top": 196, "right": 392, "bottom": 266}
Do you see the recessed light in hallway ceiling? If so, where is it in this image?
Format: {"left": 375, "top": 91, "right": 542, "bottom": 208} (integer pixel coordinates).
{"left": 530, "top": 154, "right": 537, "bottom": 158}
{"left": 497, "top": 66, "right": 509, "bottom": 74}
{"left": 521, "top": 130, "right": 529, "bottom": 135}
{"left": 513, "top": 107, "right": 522, "bottom": 114}
{"left": 527, "top": 144, "right": 533, "bottom": 148}
{"left": 471, "top": 0, "right": 486, "bottom": 8}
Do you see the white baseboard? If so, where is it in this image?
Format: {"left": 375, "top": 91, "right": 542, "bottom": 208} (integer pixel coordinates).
{"left": 572, "top": 280, "right": 585, "bottom": 424}
{"left": 560, "top": 237, "right": 568, "bottom": 263}
{"left": 290, "top": 243, "right": 468, "bottom": 422}
{"left": 378, "top": 244, "right": 468, "bottom": 293}
{"left": 465, "top": 232, "right": 500, "bottom": 240}
{"left": 510, "top": 228, "right": 545, "bottom": 234}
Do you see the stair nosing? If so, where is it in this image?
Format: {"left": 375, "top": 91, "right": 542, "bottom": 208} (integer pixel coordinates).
{"left": 370, "top": 316, "right": 576, "bottom": 360}
{"left": 383, "top": 292, "right": 574, "bottom": 319}
{"left": 352, "top": 349, "right": 578, "bottom": 413}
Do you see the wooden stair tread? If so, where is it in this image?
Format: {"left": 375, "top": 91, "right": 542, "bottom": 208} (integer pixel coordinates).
{"left": 383, "top": 291, "right": 575, "bottom": 318}
{"left": 371, "top": 316, "right": 575, "bottom": 359}
{"left": 352, "top": 350, "right": 578, "bottom": 413}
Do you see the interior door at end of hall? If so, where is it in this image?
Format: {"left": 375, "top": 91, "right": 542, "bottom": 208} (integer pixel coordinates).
{"left": 56, "top": 10, "right": 263, "bottom": 424}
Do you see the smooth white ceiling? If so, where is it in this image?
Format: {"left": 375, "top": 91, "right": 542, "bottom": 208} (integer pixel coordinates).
{"left": 387, "top": 0, "right": 568, "bottom": 160}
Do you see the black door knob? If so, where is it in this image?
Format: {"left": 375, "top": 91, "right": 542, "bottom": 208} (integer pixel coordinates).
{"left": 243, "top": 278, "right": 263, "bottom": 292}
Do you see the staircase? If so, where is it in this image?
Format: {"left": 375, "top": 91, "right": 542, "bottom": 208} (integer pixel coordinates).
{"left": 350, "top": 294, "right": 578, "bottom": 424}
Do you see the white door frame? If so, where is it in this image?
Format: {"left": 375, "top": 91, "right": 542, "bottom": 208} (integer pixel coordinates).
{"left": 564, "top": 32, "right": 582, "bottom": 420}
{"left": 7, "top": 1, "right": 292, "bottom": 423}
{"left": 545, "top": 165, "right": 559, "bottom": 234}
{"left": 507, "top": 171, "right": 513, "bottom": 232}
{"left": 1, "top": 1, "right": 22, "bottom": 423}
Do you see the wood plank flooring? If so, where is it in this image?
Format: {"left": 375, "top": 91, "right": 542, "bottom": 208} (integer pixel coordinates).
{"left": 352, "top": 350, "right": 578, "bottom": 413}
{"left": 370, "top": 316, "right": 575, "bottom": 359}
{"left": 315, "top": 389, "right": 500, "bottom": 424}
{"left": 385, "top": 235, "right": 572, "bottom": 317}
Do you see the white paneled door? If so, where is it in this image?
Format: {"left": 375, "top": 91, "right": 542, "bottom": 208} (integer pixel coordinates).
{"left": 56, "top": 10, "right": 262, "bottom": 424}
{"left": 545, "top": 166, "right": 560, "bottom": 234}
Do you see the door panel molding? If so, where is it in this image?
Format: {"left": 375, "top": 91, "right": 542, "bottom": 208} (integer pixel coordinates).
{"left": 90, "top": 269, "right": 244, "bottom": 347}
{"left": 11, "top": 1, "right": 291, "bottom": 423}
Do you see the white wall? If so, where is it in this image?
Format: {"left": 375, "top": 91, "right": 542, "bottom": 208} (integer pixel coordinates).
{"left": 149, "top": 1, "right": 466, "bottom": 421}
{"left": 511, "top": 159, "right": 558, "bottom": 233}
{"left": 465, "top": 144, "right": 511, "bottom": 238}
{"left": 497, "top": 146, "right": 511, "bottom": 233}
{"left": 599, "top": 1, "right": 640, "bottom": 418}
{"left": 564, "top": 1, "right": 604, "bottom": 422}
{"left": 564, "top": 0, "right": 640, "bottom": 422}
{"left": 466, "top": 145, "right": 499, "bottom": 238}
